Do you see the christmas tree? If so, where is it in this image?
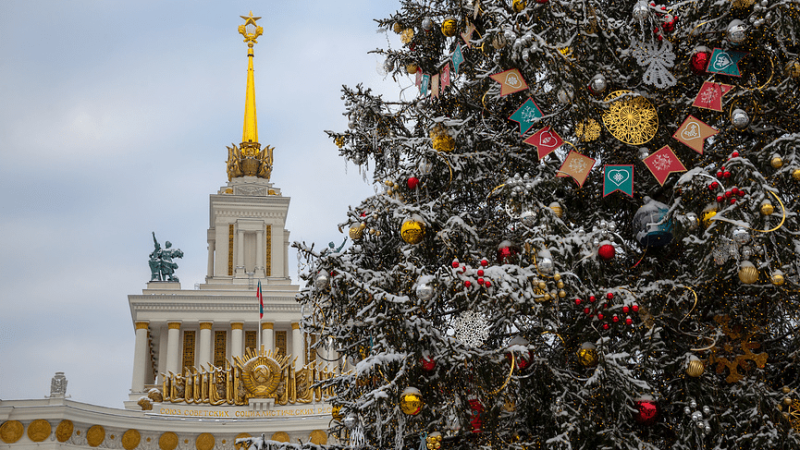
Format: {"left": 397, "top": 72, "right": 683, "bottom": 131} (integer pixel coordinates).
{"left": 294, "top": 0, "right": 800, "bottom": 449}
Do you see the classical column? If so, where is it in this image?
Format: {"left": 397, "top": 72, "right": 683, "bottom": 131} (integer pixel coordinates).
{"left": 131, "top": 322, "right": 149, "bottom": 393}
{"left": 235, "top": 229, "right": 245, "bottom": 276}
{"left": 231, "top": 322, "right": 244, "bottom": 359}
{"left": 262, "top": 322, "right": 274, "bottom": 353}
{"left": 255, "top": 229, "right": 265, "bottom": 277}
{"left": 206, "top": 241, "right": 215, "bottom": 279}
{"left": 198, "top": 322, "right": 213, "bottom": 367}
{"left": 291, "top": 322, "right": 303, "bottom": 371}
{"left": 166, "top": 322, "right": 182, "bottom": 375}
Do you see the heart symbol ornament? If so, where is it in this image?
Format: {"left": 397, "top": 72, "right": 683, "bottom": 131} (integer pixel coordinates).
{"left": 607, "top": 169, "right": 630, "bottom": 186}
{"left": 713, "top": 52, "right": 733, "bottom": 71}
{"left": 681, "top": 122, "right": 701, "bottom": 140}
{"left": 505, "top": 73, "right": 522, "bottom": 88}
{"left": 539, "top": 131, "right": 558, "bottom": 147}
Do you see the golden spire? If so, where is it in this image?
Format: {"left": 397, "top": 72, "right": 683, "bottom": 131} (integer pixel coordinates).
{"left": 227, "top": 12, "right": 274, "bottom": 182}
{"left": 238, "top": 11, "right": 262, "bottom": 143}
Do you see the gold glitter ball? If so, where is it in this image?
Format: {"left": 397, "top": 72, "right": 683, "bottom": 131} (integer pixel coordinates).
{"left": 549, "top": 202, "right": 564, "bottom": 218}
{"left": 400, "top": 388, "right": 423, "bottom": 415}
{"left": 738, "top": 262, "right": 758, "bottom": 284}
{"left": 771, "top": 271, "right": 785, "bottom": 286}
{"left": 792, "top": 169, "right": 800, "bottom": 181}
{"left": 400, "top": 28, "right": 415, "bottom": 44}
{"left": 406, "top": 63, "right": 419, "bottom": 75}
{"left": 401, "top": 219, "right": 425, "bottom": 245}
{"left": 441, "top": 17, "right": 458, "bottom": 37}
{"left": 430, "top": 125, "right": 455, "bottom": 152}
{"left": 513, "top": 0, "right": 527, "bottom": 12}
{"left": 761, "top": 202, "right": 774, "bottom": 216}
{"left": 576, "top": 344, "right": 598, "bottom": 367}
{"left": 771, "top": 157, "right": 783, "bottom": 168}
{"left": 602, "top": 90, "right": 659, "bottom": 145}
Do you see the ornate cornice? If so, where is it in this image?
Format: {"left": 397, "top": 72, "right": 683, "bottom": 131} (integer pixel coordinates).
{"left": 131, "top": 302, "right": 299, "bottom": 312}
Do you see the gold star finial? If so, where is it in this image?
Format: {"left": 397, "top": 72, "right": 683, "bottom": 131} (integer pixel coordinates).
{"left": 238, "top": 11, "right": 263, "bottom": 47}
{"left": 240, "top": 11, "right": 261, "bottom": 26}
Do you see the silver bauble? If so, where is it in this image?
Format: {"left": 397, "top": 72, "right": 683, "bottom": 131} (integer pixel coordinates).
{"left": 421, "top": 17, "right": 433, "bottom": 31}
{"left": 702, "top": 405, "right": 711, "bottom": 415}
{"left": 696, "top": 420, "right": 706, "bottom": 429}
{"left": 639, "top": 147, "right": 650, "bottom": 160}
{"left": 727, "top": 20, "right": 748, "bottom": 45}
{"left": 348, "top": 120, "right": 357, "bottom": 129}
{"left": 419, "top": 159, "right": 434, "bottom": 175}
{"left": 520, "top": 209, "right": 536, "bottom": 227}
{"left": 732, "top": 109, "right": 750, "bottom": 129}
{"left": 732, "top": 228, "right": 750, "bottom": 245}
{"left": 539, "top": 257, "right": 554, "bottom": 275}
{"left": 689, "top": 399, "right": 698, "bottom": 410}
{"left": 692, "top": 411, "right": 703, "bottom": 422}
{"left": 704, "top": 424, "right": 712, "bottom": 434}
{"left": 314, "top": 271, "right": 330, "bottom": 290}
{"left": 684, "top": 406, "right": 692, "bottom": 416}
{"left": 607, "top": 222, "right": 616, "bottom": 232}
{"left": 590, "top": 74, "right": 607, "bottom": 94}
{"left": 557, "top": 88, "right": 574, "bottom": 104}
{"left": 343, "top": 413, "right": 358, "bottom": 430}
{"left": 632, "top": 1, "right": 650, "bottom": 21}
{"left": 416, "top": 282, "right": 434, "bottom": 301}
{"left": 685, "top": 212, "right": 700, "bottom": 230}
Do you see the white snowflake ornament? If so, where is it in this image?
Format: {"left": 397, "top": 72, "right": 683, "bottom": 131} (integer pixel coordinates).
{"left": 453, "top": 310, "right": 490, "bottom": 347}
{"left": 631, "top": 38, "right": 677, "bottom": 88}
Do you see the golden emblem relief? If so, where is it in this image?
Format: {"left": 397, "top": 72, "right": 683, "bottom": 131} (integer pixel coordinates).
{"left": 27, "top": 419, "right": 51, "bottom": 442}
{"left": 56, "top": 420, "right": 73, "bottom": 443}
{"left": 122, "top": 429, "right": 141, "bottom": 450}
{"left": 86, "top": 425, "right": 105, "bottom": 447}
{"left": 0, "top": 420, "right": 24, "bottom": 444}
{"left": 226, "top": 143, "right": 274, "bottom": 181}
{"left": 159, "top": 432, "right": 178, "bottom": 450}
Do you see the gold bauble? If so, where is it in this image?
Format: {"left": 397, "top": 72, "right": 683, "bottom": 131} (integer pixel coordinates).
{"left": 793, "top": 169, "right": 800, "bottom": 181}
{"left": 426, "top": 432, "right": 442, "bottom": 450}
{"left": 771, "top": 156, "right": 784, "bottom": 168}
{"left": 538, "top": 281, "right": 546, "bottom": 290}
{"left": 786, "top": 60, "right": 800, "bottom": 79}
{"left": 441, "top": 18, "right": 458, "bottom": 37}
{"left": 400, "top": 387, "right": 424, "bottom": 415}
{"left": 334, "top": 136, "right": 345, "bottom": 148}
{"left": 401, "top": 219, "right": 425, "bottom": 245}
{"left": 686, "top": 358, "right": 705, "bottom": 377}
{"left": 558, "top": 290, "right": 566, "bottom": 298}
{"left": 513, "top": 0, "right": 527, "bottom": 12}
{"left": 771, "top": 271, "right": 785, "bottom": 286}
{"left": 331, "top": 405, "right": 344, "bottom": 421}
{"left": 406, "top": 63, "right": 419, "bottom": 75}
{"left": 430, "top": 126, "right": 455, "bottom": 152}
{"left": 553, "top": 273, "right": 561, "bottom": 281}
{"left": 549, "top": 202, "right": 564, "bottom": 218}
{"left": 393, "top": 23, "right": 403, "bottom": 34}
{"left": 27, "top": 420, "right": 51, "bottom": 443}
{"left": 576, "top": 343, "right": 598, "bottom": 367}
{"left": 349, "top": 223, "right": 366, "bottom": 240}
{"left": 557, "top": 281, "right": 564, "bottom": 289}
{"left": 738, "top": 261, "right": 758, "bottom": 284}
{"left": 400, "top": 28, "right": 415, "bottom": 44}
{"left": 760, "top": 202, "right": 775, "bottom": 216}
{"left": 784, "top": 397, "right": 793, "bottom": 406}
{"left": 783, "top": 387, "right": 792, "bottom": 394}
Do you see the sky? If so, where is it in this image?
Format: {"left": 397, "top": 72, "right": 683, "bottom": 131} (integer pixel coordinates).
{"left": 0, "top": 0, "right": 409, "bottom": 408}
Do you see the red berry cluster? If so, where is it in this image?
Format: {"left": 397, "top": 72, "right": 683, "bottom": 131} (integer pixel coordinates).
{"left": 709, "top": 153, "right": 747, "bottom": 205}
{"left": 574, "top": 292, "right": 638, "bottom": 329}
{"left": 649, "top": 2, "right": 678, "bottom": 40}
{"left": 452, "top": 258, "right": 493, "bottom": 289}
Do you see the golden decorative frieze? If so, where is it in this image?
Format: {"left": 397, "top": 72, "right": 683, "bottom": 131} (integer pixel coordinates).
{"left": 159, "top": 432, "right": 178, "bottom": 450}
{"left": 122, "top": 429, "right": 141, "bottom": 450}
{"left": 234, "top": 433, "right": 251, "bottom": 450}
{"left": 56, "top": 420, "right": 73, "bottom": 443}
{"left": 261, "top": 322, "right": 273, "bottom": 330}
{"left": 309, "top": 430, "right": 328, "bottom": 445}
{"left": 27, "top": 419, "right": 51, "bottom": 442}
{"left": 0, "top": 420, "right": 24, "bottom": 443}
{"left": 291, "top": 322, "right": 300, "bottom": 330}
{"left": 86, "top": 425, "right": 105, "bottom": 447}
{"left": 271, "top": 432, "right": 289, "bottom": 443}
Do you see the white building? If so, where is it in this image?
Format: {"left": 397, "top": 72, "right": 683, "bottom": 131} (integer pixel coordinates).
{"left": 0, "top": 13, "right": 335, "bottom": 450}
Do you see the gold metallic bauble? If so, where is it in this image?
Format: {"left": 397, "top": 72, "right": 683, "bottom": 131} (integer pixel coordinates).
{"left": 559, "top": 290, "right": 566, "bottom": 298}
{"left": 557, "top": 281, "right": 564, "bottom": 289}
{"left": 122, "top": 430, "right": 141, "bottom": 450}
{"left": 793, "top": 169, "right": 800, "bottom": 181}
{"left": 441, "top": 18, "right": 458, "bottom": 37}
{"left": 538, "top": 281, "right": 546, "bottom": 290}
{"left": 785, "top": 60, "right": 800, "bottom": 79}
{"left": 430, "top": 126, "right": 455, "bottom": 152}
{"left": 602, "top": 90, "right": 659, "bottom": 145}
{"left": 426, "top": 432, "right": 443, "bottom": 450}
{"left": 738, "top": 262, "right": 758, "bottom": 284}
{"left": 686, "top": 358, "right": 705, "bottom": 377}
{"left": 575, "top": 118, "right": 601, "bottom": 142}
{"left": 513, "top": 0, "right": 527, "bottom": 12}
{"left": 159, "top": 432, "right": 178, "bottom": 450}
{"left": 549, "top": 202, "right": 564, "bottom": 218}
{"left": 87, "top": 425, "right": 106, "bottom": 448}
{"left": 332, "top": 405, "right": 344, "bottom": 421}
{"left": 406, "top": 63, "right": 419, "bottom": 74}
{"left": 349, "top": 223, "right": 366, "bottom": 240}
{"left": 309, "top": 430, "right": 328, "bottom": 446}
{"left": 335, "top": 136, "right": 345, "bottom": 148}
{"left": 761, "top": 202, "right": 775, "bottom": 216}
{"left": 401, "top": 219, "right": 425, "bottom": 245}
{"left": 771, "top": 271, "right": 785, "bottom": 286}
{"left": 771, "top": 156, "right": 784, "bottom": 168}
{"left": 400, "top": 387, "right": 424, "bottom": 415}
{"left": 784, "top": 397, "right": 794, "bottom": 406}
{"left": 56, "top": 420, "right": 74, "bottom": 443}
{"left": 393, "top": 23, "right": 403, "bottom": 34}
{"left": 27, "top": 420, "right": 51, "bottom": 443}
{"left": 196, "top": 433, "right": 215, "bottom": 450}
{"left": 576, "top": 343, "right": 599, "bottom": 367}
{"left": 401, "top": 28, "right": 415, "bottom": 44}
{"left": 783, "top": 387, "right": 792, "bottom": 394}
{"left": 543, "top": 293, "right": 551, "bottom": 301}
{"left": 0, "top": 420, "right": 24, "bottom": 444}
{"left": 553, "top": 273, "right": 561, "bottom": 281}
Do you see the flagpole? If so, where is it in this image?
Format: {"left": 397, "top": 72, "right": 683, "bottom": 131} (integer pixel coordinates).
{"left": 257, "top": 281, "right": 262, "bottom": 352}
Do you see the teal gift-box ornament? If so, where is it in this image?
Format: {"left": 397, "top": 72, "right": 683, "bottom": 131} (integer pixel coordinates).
{"left": 634, "top": 197, "right": 673, "bottom": 248}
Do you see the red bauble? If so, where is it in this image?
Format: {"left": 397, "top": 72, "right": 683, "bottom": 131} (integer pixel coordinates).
{"left": 632, "top": 304, "right": 639, "bottom": 312}
{"left": 477, "top": 277, "right": 484, "bottom": 285}
{"left": 451, "top": 260, "right": 460, "bottom": 268}
{"left": 584, "top": 307, "right": 591, "bottom": 315}
{"left": 506, "top": 350, "right": 533, "bottom": 370}
{"left": 730, "top": 198, "right": 736, "bottom": 204}
{"left": 589, "top": 295, "right": 596, "bottom": 303}
{"left": 613, "top": 315, "right": 619, "bottom": 322}
{"left": 575, "top": 298, "right": 582, "bottom": 306}
{"left": 464, "top": 280, "right": 472, "bottom": 288}
{"left": 485, "top": 280, "right": 492, "bottom": 287}
{"left": 623, "top": 306, "right": 630, "bottom": 313}
{"left": 407, "top": 177, "right": 419, "bottom": 189}
{"left": 597, "top": 313, "right": 604, "bottom": 321}
{"left": 598, "top": 244, "right": 615, "bottom": 260}
{"left": 731, "top": 151, "right": 739, "bottom": 158}
{"left": 606, "top": 292, "right": 614, "bottom": 300}
{"left": 634, "top": 398, "right": 659, "bottom": 425}
{"left": 420, "top": 356, "right": 436, "bottom": 372}
{"left": 477, "top": 269, "right": 484, "bottom": 276}
{"left": 626, "top": 316, "right": 633, "bottom": 325}
{"left": 480, "top": 258, "right": 489, "bottom": 267}
{"left": 603, "top": 323, "right": 610, "bottom": 330}
{"left": 690, "top": 50, "right": 711, "bottom": 75}
{"left": 716, "top": 195, "right": 724, "bottom": 203}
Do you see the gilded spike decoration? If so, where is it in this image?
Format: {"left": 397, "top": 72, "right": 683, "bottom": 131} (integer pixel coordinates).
{"left": 226, "top": 12, "right": 274, "bottom": 182}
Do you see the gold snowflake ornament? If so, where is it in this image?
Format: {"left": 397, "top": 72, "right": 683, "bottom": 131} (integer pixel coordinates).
{"left": 602, "top": 90, "right": 659, "bottom": 145}
{"left": 576, "top": 119, "right": 601, "bottom": 142}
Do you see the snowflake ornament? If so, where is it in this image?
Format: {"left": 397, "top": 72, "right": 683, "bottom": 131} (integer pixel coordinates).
{"left": 631, "top": 38, "right": 677, "bottom": 88}
{"left": 568, "top": 156, "right": 589, "bottom": 173}
{"left": 453, "top": 310, "right": 490, "bottom": 347}
{"left": 651, "top": 153, "right": 673, "bottom": 172}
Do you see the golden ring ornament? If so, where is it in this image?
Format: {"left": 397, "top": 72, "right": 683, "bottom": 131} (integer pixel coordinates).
{"left": 195, "top": 433, "right": 215, "bottom": 450}
{"left": 87, "top": 425, "right": 105, "bottom": 447}
{"left": 0, "top": 420, "right": 24, "bottom": 443}
{"left": 602, "top": 90, "right": 659, "bottom": 145}
{"left": 27, "top": 419, "right": 51, "bottom": 442}
{"left": 241, "top": 351, "right": 288, "bottom": 398}
{"left": 159, "top": 432, "right": 178, "bottom": 450}
{"left": 122, "top": 430, "right": 141, "bottom": 450}
{"left": 56, "top": 420, "right": 74, "bottom": 443}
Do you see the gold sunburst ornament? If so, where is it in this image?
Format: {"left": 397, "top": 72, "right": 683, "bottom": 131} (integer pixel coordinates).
{"left": 602, "top": 90, "right": 659, "bottom": 145}
{"left": 576, "top": 118, "right": 601, "bottom": 142}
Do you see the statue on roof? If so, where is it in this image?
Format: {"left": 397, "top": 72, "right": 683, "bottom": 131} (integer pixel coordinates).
{"left": 149, "top": 232, "right": 184, "bottom": 282}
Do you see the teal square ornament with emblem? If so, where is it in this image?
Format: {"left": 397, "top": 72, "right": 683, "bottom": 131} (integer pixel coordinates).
{"left": 603, "top": 165, "right": 634, "bottom": 198}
